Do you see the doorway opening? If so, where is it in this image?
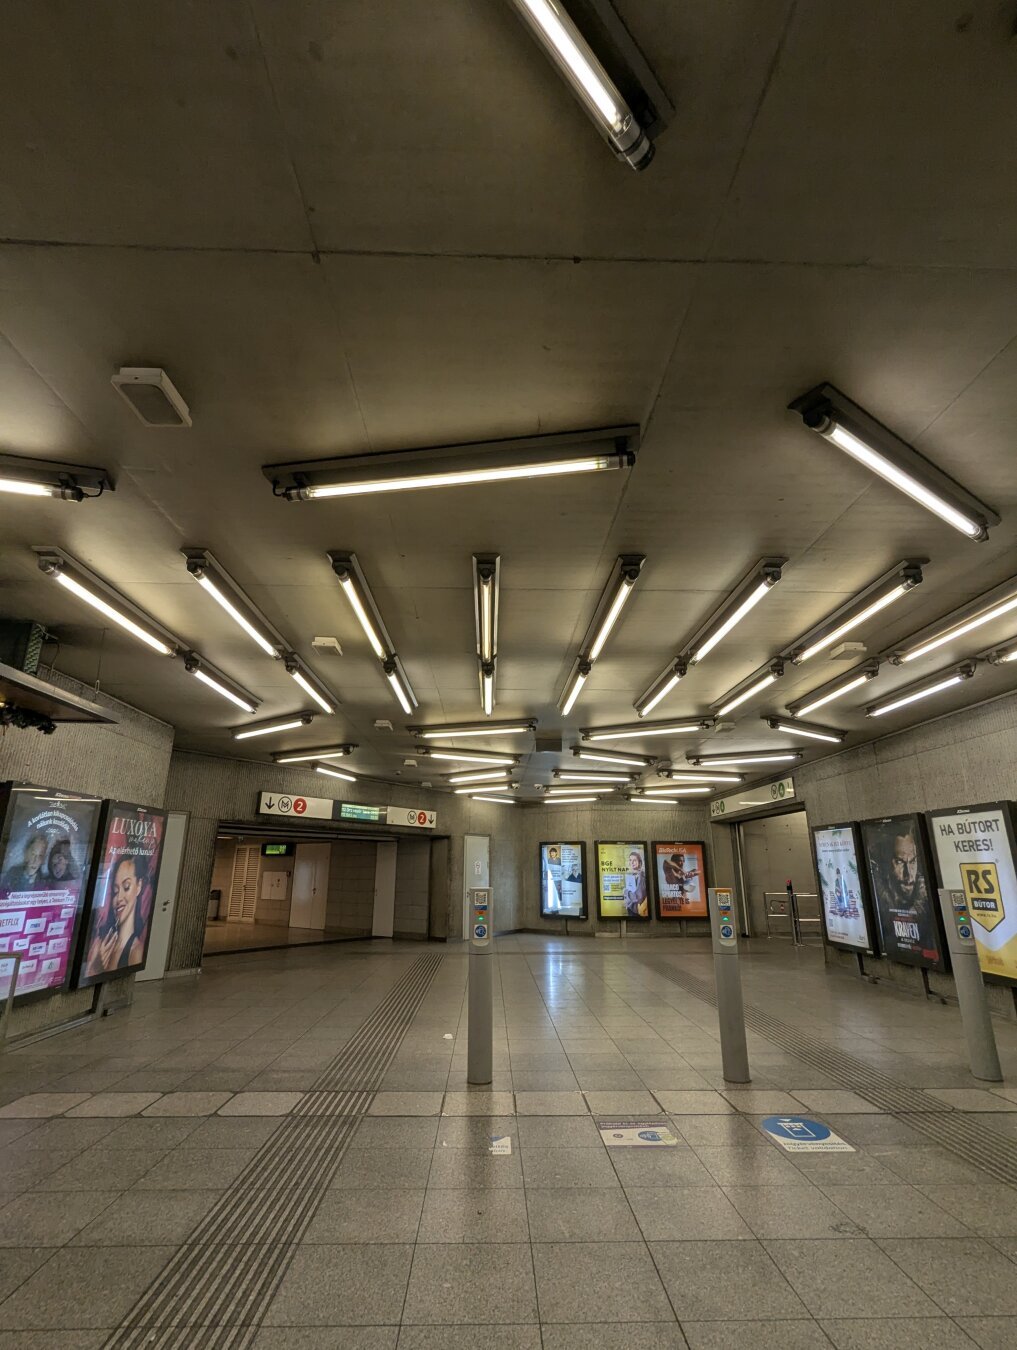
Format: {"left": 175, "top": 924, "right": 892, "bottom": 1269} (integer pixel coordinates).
{"left": 734, "top": 808, "right": 820, "bottom": 940}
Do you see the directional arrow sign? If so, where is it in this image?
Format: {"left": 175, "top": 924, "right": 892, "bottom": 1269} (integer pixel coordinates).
{"left": 258, "top": 791, "right": 332, "bottom": 820}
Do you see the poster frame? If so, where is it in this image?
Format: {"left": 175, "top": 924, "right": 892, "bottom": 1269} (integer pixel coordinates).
{"left": 0, "top": 781, "right": 102, "bottom": 1004}
{"left": 538, "top": 840, "right": 588, "bottom": 920}
{"left": 651, "top": 840, "right": 709, "bottom": 921}
{"left": 595, "top": 839, "right": 653, "bottom": 922}
{"left": 809, "top": 820, "right": 879, "bottom": 957}
{"left": 859, "top": 811, "right": 949, "bottom": 973}
{"left": 74, "top": 799, "right": 169, "bottom": 989}
{"left": 927, "top": 799, "right": 1017, "bottom": 988}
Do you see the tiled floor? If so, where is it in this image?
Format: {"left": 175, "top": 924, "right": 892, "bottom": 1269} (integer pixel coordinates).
{"left": 203, "top": 918, "right": 354, "bottom": 954}
{"left": 2, "top": 936, "right": 1017, "bottom": 1347}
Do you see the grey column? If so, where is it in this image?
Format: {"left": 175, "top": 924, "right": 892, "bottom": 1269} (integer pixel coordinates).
{"left": 467, "top": 887, "right": 493, "bottom": 1085}
{"left": 709, "top": 886, "right": 751, "bottom": 1084}
{"left": 938, "top": 888, "right": 1002, "bottom": 1083}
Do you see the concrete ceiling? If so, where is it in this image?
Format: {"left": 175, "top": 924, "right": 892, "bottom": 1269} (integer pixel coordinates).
{"left": 2, "top": 0, "right": 1017, "bottom": 799}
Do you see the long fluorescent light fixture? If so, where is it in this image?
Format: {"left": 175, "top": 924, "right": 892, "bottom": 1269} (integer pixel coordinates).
{"left": 545, "top": 786, "right": 611, "bottom": 796}
{"left": 662, "top": 770, "right": 743, "bottom": 784}
{"left": 446, "top": 769, "right": 512, "bottom": 785}
{"left": 765, "top": 717, "right": 845, "bottom": 745}
{"left": 554, "top": 771, "right": 633, "bottom": 783}
{"left": 315, "top": 762, "right": 357, "bottom": 782}
{"left": 988, "top": 641, "right": 1017, "bottom": 665}
{"left": 420, "top": 747, "right": 518, "bottom": 767}
{"left": 687, "top": 561, "right": 785, "bottom": 664}
{"left": 182, "top": 550, "right": 285, "bottom": 659}
{"left": 544, "top": 796, "right": 600, "bottom": 805}
{"left": 714, "top": 662, "right": 784, "bottom": 717}
{"left": 866, "top": 663, "right": 976, "bottom": 718}
{"left": 634, "top": 661, "right": 688, "bottom": 718}
{"left": 786, "top": 661, "right": 880, "bottom": 718}
{"left": 268, "top": 426, "right": 638, "bottom": 501}
{"left": 411, "top": 720, "right": 535, "bottom": 739}
{"left": 634, "top": 786, "right": 712, "bottom": 796}
{"left": 35, "top": 549, "right": 181, "bottom": 657}
{"left": 583, "top": 718, "right": 714, "bottom": 741}
{"left": 894, "top": 579, "right": 1017, "bottom": 664}
{"left": 688, "top": 751, "right": 803, "bottom": 768}
{"left": 284, "top": 656, "right": 337, "bottom": 715}
{"left": 233, "top": 714, "right": 314, "bottom": 742}
{"left": 0, "top": 452, "right": 113, "bottom": 501}
{"left": 455, "top": 784, "right": 518, "bottom": 795}
{"left": 573, "top": 747, "right": 654, "bottom": 768}
{"left": 473, "top": 555, "right": 500, "bottom": 714}
{"left": 273, "top": 744, "right": 357, "bottom": 764}
{"left": 788, "top": 562, "right": 924, "bottom": 664}
{"left": 471, "top": 796, "right": 517, "bottom": 806}
{"left": 184, "top": 656, "right": 259, "bottom": 714}
{"left": 790, "top": 384, "right": 997, "bottom": 541}
{"left": 558, "top": 554, "right": 645, "bottom": 717}
{"left": 328, "top": 552, "right": 418, "bottom": 713}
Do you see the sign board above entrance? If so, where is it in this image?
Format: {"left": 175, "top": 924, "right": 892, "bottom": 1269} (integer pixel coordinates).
{"left": 710, "top": 776, "right": 795, "bottom": 820}
{"left": 257, "top": 792, "right": 437, "bottom": 830}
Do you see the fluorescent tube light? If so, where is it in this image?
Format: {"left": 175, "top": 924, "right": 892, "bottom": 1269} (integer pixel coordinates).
{"left": 988, "top": 642, "right": 1017, "bottom": 665}
{"left": 560, "top": 661, "right": 591, "bottom": 717}
{"left": 287, "top": 665, "right": 334, "bottom": 715}
{"left": 792, "top": 565, "right": 922, "bottom": 664}
{"left": 473, "top": 555, "right": 500, "bottom": 712}
{"left": 53, "top": 572, "right": 175, "bottom": 656}
{"left": 328, "top": 553, "right": 418, "bottom": 712}
{"left": 455, "top": 785, "right": 517, "bottom": 795}
{"left": 337, "top": 572, "right": 385, "bottom": 658}
{"left": 634, "top": 662, "right": 688, "bottom": 718}
{"left": 583, "top": 718, "right": 711, "bottom": 741}
{"left": 0, "top": 452, "right": 112, "bottom": 501}
{"left": 588, "top": 567, "right": 641, "bottom": 661}
{"left": 0, "top": 478, "right": 50, "bottom": 497}
{"left": 574, "top": 748, "right": 653, "bottom": 768}
{"left": 664, "top": 771, "right": 743, "bottom": 784}
{"left": 273, "top": 745, "right": 356, "bottom": 764}
{"left": 422, "top": 748, "right": 518, "bottom": 766}
{"left": 689, "top": 752, "right": 802, "bottom": 767}
{"left": 765, "top": 718, "right": 844, "bottom": 744}
{"left": 185, "top": 660, "right": 259, "bottom": 714}
{"left": 554, "top": 771, "right": 633, "bottom": 783}
{"left": 866, "top": 664, "right": 975, "bottom": 718}
{"left": 183, "top": 551, "right": 285, "bottom": 659}
{"left": 791, "top": 384, "right": 995, "bottom": 541}
{"left": 315, "top": 763, "right": 357, "bottom": 782}
{"left": 788, "top": 661, "right": 880, "bottom": 717}
{"left": 898, "top": 589, "right": 1017, "bottom": 663}
{"left": 195, "top": 575, "right": 278, "bottom": 657}
{"left": 446, "top": 769, "right": 512, "bottom": 785}
{"left": 715, "top": 663, "right": 783, "bottom": 717}
{"left": 471, "top": 796, "right": 517, "bottom": 805}
{"left": 482, "top": 668, "right": 495, "bottom": 716}
{"left": 674, "top": 561, "right": 784, "bottom": 667}
{"left": 306, "top": 457, "right": 617, "bottom": 497}
{"left": 413, "top": 721, "right": 534, "bottom": 739}
{"left": 694, "top": 580, "right": 778, "bottom": 663}
{"left": 233, "top": 715, "right": 312, "bottom": 742}
{"left": 545, "top": 785, "right": 611, "bottom": 795}
{"left": 544, "top": 796, "right": 600, "bottom": 805}
{"left": 636, "top": 786, "right": 712, "bottom": 796}
{"left": 559, "top": 556, "right": 645, "bottom": 716}
{"left": 37, "top": 552, "right": 179, "bottom": 656}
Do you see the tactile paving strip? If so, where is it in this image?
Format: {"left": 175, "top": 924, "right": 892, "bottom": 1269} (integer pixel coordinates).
{"left": 648, "top": 957, "right": 1017, "bottom": 1187}
{"left": 104, "top": 951, "right": 443, "bottom": 1349}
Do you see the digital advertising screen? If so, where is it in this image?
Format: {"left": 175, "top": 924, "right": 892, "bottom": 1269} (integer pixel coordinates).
{"left": 540, "top": 842, "right": 587, "bottom": 918}
{"left": 928, "top": 802, "right": 1017, "bottom": 985}
{"left": 0, "top": 783, "right": 101, "bottom": 1000}
{"left": 811, "top": 822, "right": 878, "bottom": 955}
{"left": 597, "top": 841, "right": 650, "bottom": 920}
{"left": 76, "top": 801, "right": 168, "bottom": 988}
{"left": 860, "top": 813, "right": 947, "bottom": 972}
{"left": 653, "top": 842, "right": 707, "bottom": 919}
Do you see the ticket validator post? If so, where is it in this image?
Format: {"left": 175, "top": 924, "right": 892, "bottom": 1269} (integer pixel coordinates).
{"left": 467, "top": 887, "right": 493, "bottom": 1085}
{"left": 708, "top": 887, "right": 751, "bottom": 1084}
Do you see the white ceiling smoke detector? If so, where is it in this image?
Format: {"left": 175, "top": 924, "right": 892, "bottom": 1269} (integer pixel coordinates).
{"left": 375, "top": 719, "right": 394, "bottom": 730}
{"left": 403, "top": 757, "right": 418, "bottom": 767}
{"left": 111, "top": 367, "right": 191, "bottom": 427}
{"left": 312, "top": 636, "right": 343, "bottom": 655}
{"left": 829, "top": 641, "right": 867, "bottom": 661}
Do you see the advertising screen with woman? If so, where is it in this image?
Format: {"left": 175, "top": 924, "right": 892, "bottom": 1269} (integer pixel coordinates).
{"left": 596, "top": 841, "right": 650, "bottom": 920}
{"left": 76, "top": 802, "right": 167, "bottom": 987}
{"left": 0, "top": 783, "right": 101, "bottom": 999}
{"left": 654, "top": 842, "right": 708, "bottom": 919}
{"left": 540, "top": 842, "right": 587, "bottom": 918}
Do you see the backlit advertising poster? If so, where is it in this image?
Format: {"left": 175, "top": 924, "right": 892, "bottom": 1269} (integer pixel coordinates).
{"left": 540, "top": 842, "right": 587, "bottom": 918}
{"left": 76, "top": 802, "right": 167, "bottom": 987}
{"left": 0, "top": 784, "right": 101, "bottom": 1000}
{"left": 928, "top": 802, "right": 1017, "bottom": 985}
{"left": 597, "top": 841, "right": 650, "bottom": 920}
{"left": 653, "top": 842, "right": 707, "bottom": 919}
{"left": 811, "top": 822, "right": 877, "bottom": 955}
{"left": 860, "top": 814, "right": 947, "bottom": 972}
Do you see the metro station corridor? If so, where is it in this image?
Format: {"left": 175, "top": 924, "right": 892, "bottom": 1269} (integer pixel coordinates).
{"left": 2, "top": 936, "right": 1017, "bottom": 1347}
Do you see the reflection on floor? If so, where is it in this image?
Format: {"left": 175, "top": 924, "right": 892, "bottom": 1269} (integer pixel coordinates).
{"left": 203, "top": 918, "right": 354, "bottom": 955}
{"left": 2, "top": 935, "right": 1017, "bottom": 1346}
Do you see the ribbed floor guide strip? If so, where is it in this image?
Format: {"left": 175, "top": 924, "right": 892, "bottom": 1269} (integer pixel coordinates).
{"left": 103, "top": 952, "right": 443, "bottom": 1350}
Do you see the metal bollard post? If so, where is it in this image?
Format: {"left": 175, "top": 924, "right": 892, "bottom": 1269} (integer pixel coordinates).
{"left": 938, "top": 888, "right": 1002, "bottom": 1082}
{"left": 467, "top": 887, "right": 493, "bottom": 1085}
{"left": 709, "top": 887, "right": 751, "bottom": 1083}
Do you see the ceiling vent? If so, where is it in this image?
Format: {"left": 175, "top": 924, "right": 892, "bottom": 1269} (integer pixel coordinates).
{"left": 312, "top": 636, "right": 343, "bottom": 655}
{"left": 535, "top": 734, "right": 565, "bottom": 753}
{"left": 111, "top": 367, "right": 191, "bottom": 427}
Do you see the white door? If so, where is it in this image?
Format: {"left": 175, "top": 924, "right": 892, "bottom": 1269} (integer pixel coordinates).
{"left": 137, "top": 812, "right": 187, "bottom": 983}
{"left": 463, "top": 834, "right": 490, "bottom": 939}
{"left": 291, "top": 842, "right": 330, "bottom": 929}
{"left": 227, "top": 845, "right": 260, "bottom": 921}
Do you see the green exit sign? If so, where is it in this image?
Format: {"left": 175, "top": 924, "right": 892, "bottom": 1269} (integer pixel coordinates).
{"left": 340, "top": 803, "right": 386, "bottom": 822}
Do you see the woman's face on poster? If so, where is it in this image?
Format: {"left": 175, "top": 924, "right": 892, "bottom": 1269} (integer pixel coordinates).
{"left": 628, "top": 851, "right": 642, "bottom": 874}
{"left": 49, "top": 846, "right": 70, "bottom": 879}
{"left": 111, "top": 859, "right": 142, "bottom": 929}
{"left": 24, "top": 837, "right": 46, "bottom": 877}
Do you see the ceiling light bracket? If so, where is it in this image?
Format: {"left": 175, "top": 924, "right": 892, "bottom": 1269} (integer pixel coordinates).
{"left": 0, "top": 453, "right": 114, "bottom": 500}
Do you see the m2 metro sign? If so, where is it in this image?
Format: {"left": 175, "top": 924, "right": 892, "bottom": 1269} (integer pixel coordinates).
{"left": 257, "top": 792, "right": 437, "bottom": 830}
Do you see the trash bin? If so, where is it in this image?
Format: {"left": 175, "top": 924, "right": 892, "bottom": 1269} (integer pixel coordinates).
{"left": 207, "top": 889, "right": 222, "bottom": 921}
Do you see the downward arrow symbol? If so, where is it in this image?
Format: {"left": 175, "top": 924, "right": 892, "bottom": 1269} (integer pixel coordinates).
{"left": 265, "top": 796, "right": 275, "bottom": 809}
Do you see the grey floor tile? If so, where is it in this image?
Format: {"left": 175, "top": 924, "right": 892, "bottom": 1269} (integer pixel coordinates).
{"left": 397, "top": 1330, "right": 540, "bottom": 1350}
{"left": 873, "top": 1147, "right": 991, "bottom": 1186}
{"left": 820, "top": 1116, "right": 926, "bottom": 1148}
{"left": 722, "top": 1090, "right": 805, "bottom": 1114}
{"left": 533, "top": 1240, "right": 673, "bottom": 1322}
{"left": 355, "top": 1116, "right": 440, "bottom": 1149}
{"left": 0, "top": 1334, "right": 109, "bottom": 1349}
{"left": 218, "top": 1091, "right": 303, "bottom": 1116}
{"left": 331, "top": 1147, "right": 434, "bottom": 1189}
{"left": 916, "top": 1185, "right": 1017, "bottom": 1236}
{"left": 33, "top": 1147, "right": 160, "bottom": 1192}
{"left": 526, "top": 1187, "right": 640, "bottom": 1241}
{"left": 442, "top": 1090, "right": 515, "bottom": 1116}
{"left": 403, "top": 1243, "right": 537, "bottom": 1323}
{"left": 516, "top": 1115, "right": 603, "bottom": 1149}
{"left": 303, "top": 1189, "right": 425, "bottom": 1243}
{"left": 65, "top": 1092, "right": 161, "bottom": 1118}
{"left": 652, "top": 1092, "right": 733, "bottom": 1115}
{"left": 954, "top": 1316, "right": 1017, "bottom": 1349}
{"left": 652, "top": 1238, "right": 808, "bottom": 1320}
{"left": 693, "top": 1147, "right": 805, "bottom": 1187}
{"left": 426, "top": 1150, "right": 523, "bottom": 1189}
{"left": 573, "top": 1071, "right": 648, "bottom": 1091}
{"left": 0, "top": 1245, "right": 175, "bottom": 1329}
{"left": 820, "top": 1318, "right": 978, "bottom": 1349}
{"left": 369, "top": 1092, "right": 444, "bottom": 1116}
{"left": 12, "top": 1118, "right": 119, "bottom": 1151}
{"left": 254, "top": 1330, "right": 397, "bottom": 1348}
{"left": 926, "top": 1089, "right": 1017, "bottom": 1112}
{"left": 0, "top": 1094, "right": 90, "bottom": 1118}
{"left": 584, "top": 1091, "right": 663, "bottom": 1116}
{"left": 263, "top": 1243, "right": 413, "bottom": 1326}
{"left": 681, "top": 1323, "right": 828, "bottom": 1350}
{"left": 0, "top": 1191, "right": 116, "bottom": 1247}
{"left": 416, "top": 1188, "right": 528, "bottom": 1241}
{"left": 826, "top": 1184, "right": 969, "bottom": 1238}
{"left": 70, "top": 1189, "right": 217, "bottom": 1245}
{"left": 515, "top": 1092, "right": 588, "bottom": 1116}
{"left": 521, "top": 1146, "right": 620, "bottom": 1189}
{"left": 786, "top": 1154, "right": 900, "bottom": 1186}
{"left": 541, "top": 1325, "right": 688, "bottom": 1349}
{"left": 627, "top": 1185, "right": 752, "bottom": 1240}
{"left": 878, "top": 1237, "right": 1017, "bottom": 1315}
{"left": 510, "top": 1072, "right": 580, "bottom": 1092}
{"left": 611, "top": 1148, "right": 715, "bottom": 1188}
{"left": 434, "top": 1116, "right": 515, "bottom": 1151}
{"left": 132, "top": 1146, "right": 257, "bottom": 1191}
{"left": 763, "top": 1237, "right": 939, "bottom": 1318}
{"left": 670, "top": 1114, "right": 763, "bottom": 1146}
{"left": 724, "top": 1186, "right": 864, "bottom": 1239}
{"left": 142, "top": 1090, "right": 232, "bottom": 1116}
{"left": 791, "top": 1091, "right": 882, "bottom": 1115}
{"left": 183, "top": 1117, "right": 282, "bottom": 1149}
{"left": 101, "top": 1118, "right": 200, "bottom": 1150}
{"left": 0, "top": 1248, "right": 56, "bottom": 1301}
